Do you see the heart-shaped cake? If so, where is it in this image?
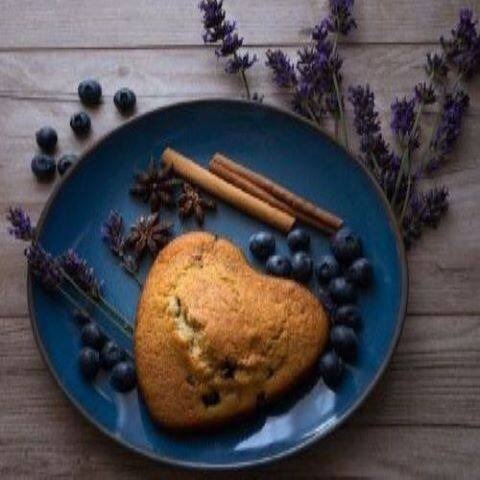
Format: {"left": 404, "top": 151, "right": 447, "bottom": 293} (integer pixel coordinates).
{"left": 135, "top": 232, "right": 329, "bottom": 430}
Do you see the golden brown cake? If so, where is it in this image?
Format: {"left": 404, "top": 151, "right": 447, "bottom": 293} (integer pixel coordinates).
{"left": 134, "top": 232, "right": 329, "bottom": 430}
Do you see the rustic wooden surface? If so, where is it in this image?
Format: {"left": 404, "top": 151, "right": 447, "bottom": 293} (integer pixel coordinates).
{"left": 1, "top": 1, "right": 479, "bottom": 478}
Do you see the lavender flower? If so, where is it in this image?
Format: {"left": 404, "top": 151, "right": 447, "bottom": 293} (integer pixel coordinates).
{"left": 401, "top": 187, "right": 449, "bottom": 248}
{"left": 199, "top": 0, "right": 257, "bottom": 98}
{"left": 101, "top": 210, "right": 125, "bottom": 256}
{"left": 414, "top": 82, "right": 436, "bottom": 105}
{"left": 215, "top": 32, "right": 242, "bottom": 57}
{"left": 265, "top": 2, "right": 354, "bottom": 147}
{"left": 225, "top": 52, "right": 256, "bottom": 74}
{"left": 422, "top": 186, "right": 449, "bottom": 228}
{"left": 265, "top": 50, "right": 297, "bottom": 88}
{"left": 59, "top": 249, "right": 102, "bottom": 299}
{"left": 426, "top": 90, "right": 470, "bottom": 172}
{"left": 25, "top": 244, "right": 62, "bottom": 290}
{"left": 102, "top": 211, "right": 141, "bottom": 280}
{"left": 441, "top": 8, "right": 480, "bottom": 80}
{"left": 401, "top": 193, "right": 425, "bottom": 248}
{"left": 6, "top": 207, "right": 34, "bottom": 241}
{"left": 391, "top": 97, "right": 419, "bottom": 149}
{"left": 348, "top": 85, "right": 394, "bottom": 168}
{"left": 425, "top": 52, "right": 449, "bottom": 83}
{"left": 323, "top": 0, "right": 357, "bottom": 36}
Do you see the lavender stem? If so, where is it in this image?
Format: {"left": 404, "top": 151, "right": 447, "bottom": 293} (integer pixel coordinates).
{"left": 61, "top": 269, "right": 133, "bottom": 335}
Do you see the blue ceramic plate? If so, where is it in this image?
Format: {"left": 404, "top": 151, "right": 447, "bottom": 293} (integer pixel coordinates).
{"left": 29, "top": 99, "right": 407, "bottom": 469}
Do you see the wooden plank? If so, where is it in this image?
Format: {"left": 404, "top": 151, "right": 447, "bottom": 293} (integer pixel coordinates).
{"left": 0, "top": 0, "right": 470, "bottom": 49}
{"left": 0, "top": 46, "right": 479, "bottom": 315}
{"left": 1, "top": 315, "right": 479, "bottom": 478}
{"left": 1, "top": 155, "right": 478, "bottom": 317}
{"left": 1, "top": 46, "right": 479, "bottom": 110}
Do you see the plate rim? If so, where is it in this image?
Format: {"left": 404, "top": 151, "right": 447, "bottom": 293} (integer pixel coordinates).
{"left": 27, "top": 98, "right": 408, "bottom": 470}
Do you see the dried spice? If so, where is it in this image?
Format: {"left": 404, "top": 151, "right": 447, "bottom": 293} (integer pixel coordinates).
{"left": 130, "top": 158, "right": 180, "bottom": 212}
{"left": 178, "top": 182, "right": 216, "bottom": 225}
{"left": 126, "top": 213, "right": 173, "bottom": 259}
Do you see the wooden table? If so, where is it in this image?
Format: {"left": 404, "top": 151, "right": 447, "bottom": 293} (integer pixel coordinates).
{"left": 1, "top": 1, "right": 479, "bottom": 478}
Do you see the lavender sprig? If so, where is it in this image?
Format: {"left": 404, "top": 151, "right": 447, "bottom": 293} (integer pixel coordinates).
{"left": 348, "top": 84, "right": 449, "bottom": 248}
{"left": 324, "top": 0, "right": 357, "bottom": 36}
{"left": 424, "top": 90, "right": 470, "bottom": 173}
{"left": 7, "top": 206, "right": 133, "bottom": 336}
{"left": 60, "top": 249, "right": 102, "bottom": 300}
{"left": 102, "top": 210, "right": 124, "bottom": 256}
{"left": 401, "top": 187, "right": 449, "bottom": 247}
{"left": 6, "top": 207, "right": 35, "bottom": 241}
{"left": 199, "top": 0, "right": 257, "bottom": 99}
{"left": 25, "top": 244, "right": 62, "bottom": 291}
{"left": 441, "top": 8, "right": 480, "bottom": 80}
{"left": 266, "top": 0, "right": 356, "bottom": 147}
{"left": 391, "top": 97, "right": 420, "bottom": 150}
{"left": 102, "top": 211, "right": 143, "bottom": 286}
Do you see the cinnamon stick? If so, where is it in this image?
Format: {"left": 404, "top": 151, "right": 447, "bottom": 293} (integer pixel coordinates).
{"left": 211, "top": 153, "right": 343, "bottom": 231}
{"left": 162, "top": 148, "right": 296, "bottom": 233}
{"left": 210, "top": 159, "right": 335, "bottom": 234}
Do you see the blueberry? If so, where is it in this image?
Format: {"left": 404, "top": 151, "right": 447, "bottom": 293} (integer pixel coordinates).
{"left": 78, "top": 79, "right": 102, "bottom": 106}
{"left": 78, "top": 347, "right": 100, "bottom": 380}
{"left": 347, "top": 258, "right": 372, "bottom": 287}
{"left": 249, "top": 231, "right": 275, "bottom": 260}
{"left": 317, "top": 286, "right": 337, "bottom": 317}
{"left": 287, "top": 228, "right": 310, "bottom": 251}
{"left": 31, "top": 154, "right": 56, "bottom": 181}
{"left": 328, "top": 277, "right": 356, "bottom": 304}
{"left": 315, "top": 254, "right": 340, "bottom": 283}
{"left": 114, "top": 88, "right": 137, "bottom": 114}
{"left": 70, "top": 112, "right": 91, "bottom": 136}
{"left": 334, "top": 305, "right": 361, "bottom": 330}
{"left": 110, "top": 360, "right": 136, "bottom": 392}
{"left": 57, "top": 154, "right": 77, "bottom": 175}
{"left": 80, "top": 322, "right": 105, "bottom": 350}
{"left": 331, "top": 227, "right": 362, "bottom": 264}
{"left": 100, "top": 340, "right": 126, "bottom": 370}
{"left": 330, "top": 325, "right": 358, "bottom": 362}
{"left": 266, "top": 254, "right": 292, "bottom": 277}
{"left": 291, "top": 251, "right": 313, "bottom": 282}
{"left": 318, "top": 350, "right": 344, "bottom": 388}
{"left": 35, "top": 126, "right": 58, "bottom": 153}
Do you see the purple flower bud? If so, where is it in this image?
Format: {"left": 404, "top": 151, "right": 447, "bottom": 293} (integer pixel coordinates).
{"left": 414, "top": 82, "right": 437, "bottom": 105}
{"left": 440, "top": 8, "right": 480, "bottom": 80}
{"left": 428, "top": 90, "right": 470, "bottom": 170}
{"left": 391, "top": 97, "right": 419, "bottom": 149}
{"left": 425, "top": 52, "right": 449, "bottom": 82}
{"left": 265, "top": 50, "right": 297, "bottom": 88}
{"left": 6, "top": 207, "right": 35, "bottom": 241}
{"left": 101, "top": 210, "right": 125, "bottom": 257}
{"left": 215, "top": 33, "right": 243, "bottom": 57}
{"left": 422, "top": 186, "right": 449, "bottom": 228}
{"left": 25, "top": 243, "right": 62, "bottom": 290}
{"left": 225, "top": 52, "right": 257, "bottom": 74}
{"left": 326, "top": 0, "right": 357, "bottom": 36}
{"left": 60, "top": 249, "right": 102, "bottom": 299}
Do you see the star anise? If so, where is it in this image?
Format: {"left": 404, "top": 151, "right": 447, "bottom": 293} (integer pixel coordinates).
{"left": 178, "top": 182, "right": 216, "bottom": 225}
{"left": 126, "top": 213, "right": 173, "bottom": 259}
{"left": 130, "top": 158, "right": 180, "bottom": 212}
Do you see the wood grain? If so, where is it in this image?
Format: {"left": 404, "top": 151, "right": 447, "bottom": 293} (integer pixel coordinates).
{"left": 0, "top": 0, "right": 472, "bottom": 49}
{"left": 1, "top": 45, "right": 479, "bottom": 316}
{"left": 1, "top": 46, "right": 479, "bottom": 110}
{"left": 1, "top": 0, "right": 480, "bottom": 477}
{"left": 1, "top": 314, "right": 479, "bottom": 478}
